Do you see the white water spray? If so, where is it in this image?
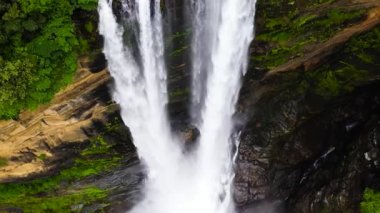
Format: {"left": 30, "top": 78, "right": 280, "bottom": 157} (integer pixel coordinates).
{"left": 191, "top": 0, "right": 257, "bottom": 212}
{"left": 188, "top": 0, "right": 221, "bottom": 123}
{"left": 98, "top": 0, "right": 257, "bottom": 212}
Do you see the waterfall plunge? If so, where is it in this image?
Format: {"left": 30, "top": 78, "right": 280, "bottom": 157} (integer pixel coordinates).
{"left": 191, "top": 0, "right": 257, "bottom": 212}
{"left": 98, "top": 0, "right": 256, "bottom": 212}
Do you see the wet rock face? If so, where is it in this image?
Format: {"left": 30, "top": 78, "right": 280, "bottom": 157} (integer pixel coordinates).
{"left": 80, "top": 53, "right": 107, "bottom": 73}
{"left": 234, "top": 82, "right": 380, "bottom": 212}
{"left": 180, "top": 125, "right": 200, "bottom": 145}
{"left": 287, "top": 120, "right": 380, "bottom": 213}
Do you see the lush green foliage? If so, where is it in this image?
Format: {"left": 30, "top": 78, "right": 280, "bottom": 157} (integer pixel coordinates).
{"left": 0, "top": 135, "right": 121, "bottom": 211}
{"left": 361, "top": 188, "right": 380, "bottom": 213}
{"left": 0, "top": 0, "right": 97, "bottom": 119}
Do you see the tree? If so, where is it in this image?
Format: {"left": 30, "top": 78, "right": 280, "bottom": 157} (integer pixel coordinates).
{"left": 0, "top": 0, "right": 97, "bottom": 119}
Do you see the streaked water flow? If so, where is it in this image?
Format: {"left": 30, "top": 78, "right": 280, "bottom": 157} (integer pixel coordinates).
{"left": 98, "top": 0, "right": 257, "bottom": 212}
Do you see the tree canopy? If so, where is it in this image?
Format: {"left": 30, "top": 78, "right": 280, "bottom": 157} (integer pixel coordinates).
{"left": 0, "top": 0, "right": 97, "bottom": 119}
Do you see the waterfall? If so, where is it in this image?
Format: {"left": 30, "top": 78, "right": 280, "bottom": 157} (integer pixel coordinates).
{"left": 98, "top": 0, "right": 184, "bottom": 211}
{"left": 188, "top": 0, "right": 221, "bottom": 123}
{"left": 190, "top": 0, "right": 257, "bottom": 212}
{"left": 98, "top": 0, "right": 257, "bottom": 212}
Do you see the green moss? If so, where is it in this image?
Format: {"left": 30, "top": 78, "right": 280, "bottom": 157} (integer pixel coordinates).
{"left": 290, "top": 60, "right": 369, "bottom": 100}
{"left": 104, "top": 117, "right": 122, "bottom": 133}
{"left": 165, "top": 29, "right": 191, "bottom": 58}
{"left": 37, "top": 154, "right": 47, "bottom": 161}
{"left": 294, "top": 14, "right": 318, "bottom": 28}
{"left": 288, "top": 26, "right": 380, "bottom": 99}
{"left": 169, "top": 88, "right": 190, "bottom": 99}
{"left": 321, "top": 9, "right": 365, "bottom": 27}
{"left": 0, "top": 135, "right": 121, "bottom": 211}
{"left": 0, "top": 157, "right": 7, "bottom": 168}
{"left": 253, "top": 3, "right": 367, "bottom": 69}
{"left": 310, "top": 62, "right": 367, "bottom": 98}
{"left": 346, "top": 26, "right": 380, "bottom": 66}
{"left": 170, "top": 45, "right": 189, "bottom": 57}
{"left": 2, "top": 187, "right": 107, "bottom": 213}
{"left": 312, "top": 0, "right": 336, "bottom": 5}
{"left": 81, "top": 136, "right": 112, "bottom": 156}
{"left": 361, "top": 188, "right": 380, "bottom": 213}
{"left": 166, "top": 29, "right": 191, "bottom": 43}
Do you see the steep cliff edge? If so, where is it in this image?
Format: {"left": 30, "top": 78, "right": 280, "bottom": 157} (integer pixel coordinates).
{"left": 235, "top": 0, "right": 380, "bottom": 212}
{"left": 0, "top": 65, "right": 112, "bottom": 182}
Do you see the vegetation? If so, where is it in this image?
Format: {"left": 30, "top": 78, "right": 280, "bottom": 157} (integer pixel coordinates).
{"left": 306, "top": 26, "right": 380, "bottom": 99}
{"left": 300, "top": 61, "right": 368, "bottom": 99}
{"left": 361, "top": 188, "right": 380, "bottom": 213}
{"left": 165, "top": 29, "right": 191, "bottom": 57}
{"left": 169, "top": 88, "right": 190, "bottom": 100}
{"left": 252, "top": 0, "right": 366, "bottom": 69}
{"left": 37, "top": 153, "right": 47, "bottom": 161}
{"left": 0, "top": 134, "right": 121, "bottom": 212}
{"left": 1, "top": 187, "right": 107, "bottom": 213}
{"left": 346, "top": 26, "right": 380, "bottom": 65}
{"left": 0, "top": 0, "right": 98, "bottom": 119}
{"left": 278, "top": 24, "right": 380, "bottom": 101}
{"left": 0, "top": 157, "right": 7, "bottom": 168}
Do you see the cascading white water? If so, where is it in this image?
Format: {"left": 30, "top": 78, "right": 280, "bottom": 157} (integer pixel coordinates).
{"left": 188, "top": 0, "right": 221, "bottom": 123}
{"left": 98, "top": 0, "right": 256, "bottom": 212}
{"left": 99, "top": 0, "right": 185, "bottom": 212}
{"left": 191, "top": 0, "right": 257, "bottom": 212}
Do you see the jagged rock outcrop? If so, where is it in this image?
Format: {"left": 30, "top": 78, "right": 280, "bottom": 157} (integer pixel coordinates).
{"left": 235, "top": 82, "right": 380, "bottom": 212}
{"left": 234, "top": 1, "right": 380, "bottom": 212}
{"left": 0, "top": 66, "right": 112, "bottom": 182}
